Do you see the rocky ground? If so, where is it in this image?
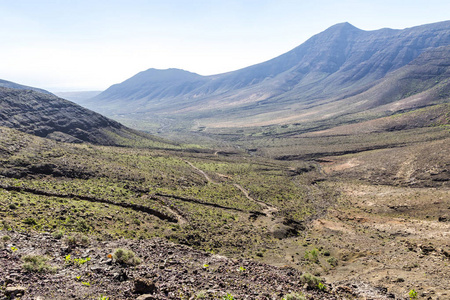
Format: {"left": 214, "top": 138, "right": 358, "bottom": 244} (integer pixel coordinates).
{"left": 0, "top": 230, "right": 372, "bottom": 300}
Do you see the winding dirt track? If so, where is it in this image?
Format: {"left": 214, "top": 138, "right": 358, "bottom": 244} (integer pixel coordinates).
{"left": 232, "top": 183, "right": 278, "bottom": 216}
{"left": 182, "top": 159, "right": 281, "bottom": 222}
{"left": 183, "top": 159, "right": 270, "bottom": 209}
{"left": 183, "top": 159, "right": 217, "bottom": 184}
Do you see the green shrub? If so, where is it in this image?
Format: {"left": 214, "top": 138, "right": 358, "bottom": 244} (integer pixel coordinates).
{"left": 52, "top": 230, "right": 64, "bottom": 239}
{"left": 2, "top": 235, "right": 11, "bottom": 242}
{"left": 326, "top": 256, "right": 338, "bottom": 267}
{"left": 222, "top": 293, "right": 234, "bottom": 300}
{"left": 65, "top": 233, "right": 90, "bottom": 247}
{"left": 76, "top": 220, "right": 91, "bottom": 232}
{"left": 304, "top": 248, "right": 319, "bottom": 263}
{"left": 195, "top": 290, "right": 207, "bottom": 299}
{"left": 300, "top": 273, "right": 322, "bottom": 289}
{"left": 317, "top": 282, "right": 326, "bottom": 291}
{"left": 113, "top": 248, "right": 141, "bottom": 266}
{"left": 409, "top": 289, "right": 418, "bottom": 299}
{"left": 22, "top": 255, "right": 56, "bottom": 273}
{"left": 282, "top": 292, "right": 306, "bottom": 300}
{"left": 23, "top": 217, "right": 37, "bottom": 225}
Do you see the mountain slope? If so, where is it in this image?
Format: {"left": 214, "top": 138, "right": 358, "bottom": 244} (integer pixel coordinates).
{"left": 84, "top": 21, "right": 450, "bottom": 131}
{"left": 0, "top": 86, "right": 178, "bottom": 147}
{"left": 0, "top": 79, "right": 52, "bottom": 95}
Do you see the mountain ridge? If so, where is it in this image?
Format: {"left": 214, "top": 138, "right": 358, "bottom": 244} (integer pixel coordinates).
{"left": 80, "top": 21, "right": 450, "bottom": 131}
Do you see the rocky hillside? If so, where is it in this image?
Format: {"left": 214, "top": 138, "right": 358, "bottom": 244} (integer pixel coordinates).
{"left": 0, "top": 230, "right": 371, "bottom": 300}
{"left": 0, "top": 86, "right": 177, "bottom": 147}
{"left": 83, "top": 21, "right": 450, "bottom": 130}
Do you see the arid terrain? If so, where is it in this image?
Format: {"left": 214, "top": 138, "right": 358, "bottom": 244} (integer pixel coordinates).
{"left": 1, "top": 116, "right": 449, "bottom": 299}
{"left": 1, "top": 19, "right": 449, "bottom": 300}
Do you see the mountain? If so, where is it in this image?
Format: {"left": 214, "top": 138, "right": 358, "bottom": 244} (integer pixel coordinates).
{"left": 0, "top": 85, "right": 177, "bottom": 147}
{"left": 82, "top": 21, "right": 450, "bottom": 131}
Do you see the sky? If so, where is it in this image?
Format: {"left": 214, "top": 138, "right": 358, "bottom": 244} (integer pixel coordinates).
{"left": 0, "top": 0, "right": 449, "bottom": 92}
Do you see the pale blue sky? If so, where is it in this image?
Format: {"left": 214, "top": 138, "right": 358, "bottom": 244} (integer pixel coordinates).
{"left": 0, "top": 0, "right": 449, "bottom": 92}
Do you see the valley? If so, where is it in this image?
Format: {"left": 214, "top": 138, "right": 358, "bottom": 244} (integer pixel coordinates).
{"left": 0, "top": 20, "right": 449, "bottom": 300}
{"left": 1, "top": 105, "right": 448, "bottom": 299}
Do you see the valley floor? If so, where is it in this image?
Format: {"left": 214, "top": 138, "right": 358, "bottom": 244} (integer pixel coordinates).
{"left": 1, "top": 126, "right": 449, "bottom": 299}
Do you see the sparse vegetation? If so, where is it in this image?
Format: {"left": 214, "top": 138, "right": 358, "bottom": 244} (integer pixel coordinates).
{"left": 113, "top": 248, "right": 141, "bottom": 266}
{"left": 52, "top": 229, "right": 65, "bottom": 239}
{"left": 300, "top": 273, "right": 323, "bottom": 289}
{"left": 282, "top": 292, "right": 306, "bottom": 300}
{"left": 409, "top": 289, "right": 418, "bottom": 299}
{"left": 65, "top": 234, "right": 90, "bottom": 247}
{"left": 0, "top": 95, "right": 448, "bottom": 299}
{"left": 223, "top": 293, "right": 234, "bottom": 300}
{"left": 22, "top": 254, "right": 56, "bottom": 273}
{"left": 326, "top": 256, "right": 338, "bottom": 267}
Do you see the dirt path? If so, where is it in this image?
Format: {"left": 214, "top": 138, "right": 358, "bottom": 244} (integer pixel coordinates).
{"left": 232, "top": 183, "right": 278, "bottom": 216}
{"left": 182, "top": 159, "right": 288, "bottom": 237}
{"left": 183, "top": 159, "right": 217, "bottom": 184}
{"left": 151, "top": 194, "right": 188, "bottom": 225}
{"left": 183, "top": 159, "right": 279, "bottom": 215}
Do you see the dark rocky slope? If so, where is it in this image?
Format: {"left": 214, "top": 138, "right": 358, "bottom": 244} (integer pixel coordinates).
{"left": 0, "top": 87, "right": 174, "bottom": 147}
{"left": 0, "top": 230, "right": 389, "bottom": 299}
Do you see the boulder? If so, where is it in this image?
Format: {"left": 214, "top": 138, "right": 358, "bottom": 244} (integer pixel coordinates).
{"left": 134, "top": 277, "right": 157, "bottom": 294}
{"left": 4, "top": 286, "right": 26, "bottom": 297}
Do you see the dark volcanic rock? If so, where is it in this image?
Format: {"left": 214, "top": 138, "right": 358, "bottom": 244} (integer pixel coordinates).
{"left": 0, "top": 86, "right": 169, "bottom": 146}
{"left": 0, "top": 230, "right": 348, "bottom": 300}
{"left": 134, "top": 278, "right": 157, "bottom": 294}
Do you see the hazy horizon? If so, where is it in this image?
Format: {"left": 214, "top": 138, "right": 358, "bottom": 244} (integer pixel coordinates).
{"left": 1, "top": 0, "right": 449, "bottom": 93}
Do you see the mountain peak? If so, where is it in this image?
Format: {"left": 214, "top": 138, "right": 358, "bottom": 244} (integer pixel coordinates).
{"left": 132, "top": 68, "right": 204, "bottom": 82}
{"left": 322, "top": 22, "right": 361, "bottom": 34}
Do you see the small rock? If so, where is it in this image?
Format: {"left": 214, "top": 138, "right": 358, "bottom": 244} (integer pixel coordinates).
{"left": 136, "top": 295, "right": 156, "bottom": 300}
{"left": 113, "top": 269, "right": 128, "bottom": 282}
{"left": 386, "top": 293, "right": 395, "bottom": 299}
{"left": 334, "top": 285, "right": 356, "bottom": 295}
{"left": 420, "top": 244, "right": 435, "bottom": 254}
{"left": 91, "top": 266, "right": 106, "bottom": 273}
{"left": 134, "top": 277, "right": 157, "bottom": 294}
{"left": 5, "top": 286, "right": 26, "bottom": 297}
{"left": 438, "top": 216, "right": 448, "bottom": 222}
